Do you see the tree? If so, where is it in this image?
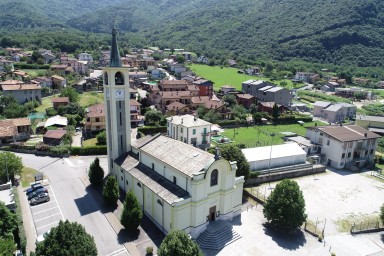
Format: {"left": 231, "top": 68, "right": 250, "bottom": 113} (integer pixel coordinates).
{"left": 96, "top": 130, "right": 107, "bottom": 145}
{"left": 272, "top": 103, "right": 280, "bottom": 119}
{"left": 144, "top": 109, "right": 164, "bottom": 126}
{"left": 220, "top": 145, "right": 250, "bottom": 179}
{"left": 158, "top": 230, "right": 203, "bottom": 256}
{"left": 263, "top": 179, "right": 307, "bottom": 230}
{"left": 0, "top": 202, "right": 17, "bottom": 238}
{"left": 0, "top": 237, "right": 16, "bottom": 256}
{"left": 231, "top": 104, "right": 248, "bottom": 121}
{"left": 103, "top": 176, "right": 119, "bottom": 207}
{"left": 88, "top": 158, "right": 104, "bottom": 186}
{"left": 0, "top": 152, "right": 23, "bottom": 183}
{"left": 59, "top": 87, "right": 80, "bottom": 103}
{"left": 222, "top": 94, "right": 237, "bottom": 108}
{"left": 203, "top": 109, "right": 221, "bottom": 123}
{"left": 380, "top": 203, "right": 384, "bottom": 224}
{"left": 120, "top": 191, "right": 142, "bottom": 231}
{"left": 35, "top": 220, "right": 97, "bottom": 256}
{"left": 58, "top": 102, "right": 85, "bottom": 118}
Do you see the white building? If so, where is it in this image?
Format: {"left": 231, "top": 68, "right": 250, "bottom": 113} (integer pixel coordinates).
{"left": 242, "top": 143, "right": 307, "bottom": 171}
{"left": 306, "top": 125, "right": 381, "bottom": 169}
{"left": 167, "top": 114, "right": 211, "bottom": 147}
{"left": 78, "top": 52, "right": 93, "bottom": 63}
{"left": 103, "top": 29, "right": 244, "bottom": 239}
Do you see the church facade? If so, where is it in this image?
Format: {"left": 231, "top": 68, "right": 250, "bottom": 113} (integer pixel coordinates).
{"left": 103, "top": 29, "right": 244, "bottom": 238}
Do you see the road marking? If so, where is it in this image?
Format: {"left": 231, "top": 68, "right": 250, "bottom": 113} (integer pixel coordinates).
{"left": 30, "top": 200, "right": 56, "bottom": 208}
{"left": 105, "top": 248, "right": 128, "bottom": 256}
{"left": 32, "top": 206, "right": 59, "bottom": 215}
{"left": 64, "top": 158, "right": 74, "bottom": 167}
{"left": 34, "top": 213, "right": 62, "bottom": 223}
{"left": 36, "top": 221, "right": 60, "bottom": 229}
{"left": 48, "top": 185, "right": 65, "bottom": 221}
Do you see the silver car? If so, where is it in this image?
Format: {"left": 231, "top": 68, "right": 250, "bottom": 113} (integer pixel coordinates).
{"left": 30, "top": 193, "right": 50, "bottom": 206}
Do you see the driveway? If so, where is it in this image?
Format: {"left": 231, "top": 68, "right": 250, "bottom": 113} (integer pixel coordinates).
{"left": 17, "top": 153, "right": 129, "bottom": 256}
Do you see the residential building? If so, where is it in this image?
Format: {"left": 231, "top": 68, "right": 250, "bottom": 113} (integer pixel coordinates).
{"left": 43, "top": 129, "right": 66, "bottom": 146}
{"left": 12, "top": 70, "right": 30, "bottom": 81}
{"left": 104, "top": 29, "right": 244, "bottom": 239}
{"left": 151, "top": 68, "right": 167, "bottom": 79}
{"left": 197, "top": 56, "right": 209, "bottom": 64}
{"left": 228, "top": 59, "right": 237, "bottom": 67}
{"left": 170, "top": 64, "right": 187, "bottom": 74}
{"left": 313, "top": 101, "right": 332, "bottom": 117}
{"left": 193, "top": 79, "right": 213, "bottom": 97}
{"left": 335, "top": 88, "right": 370, "bottom": 99}
{"left": 294, "top": 72, "right": 320, "bottom": 83}
{"left": 130, "top": 99, "right": 141, "bottom": 127}
{"left": 220, "top": 85, "right": 236, "bottom": 95}
{"left": 242, "top": 80, "right": 292, "bottom": 107}
{"left": 258, "top": 102, "right": 286, "bottom": 115}
{"left": 245, "top": 67, "right": 260, "bottom": 75}
{"left": 51, "top": 97, "right": 69, "bottom": 110}
{"left": 78, "top": 53, "right": 93, "bottom": 63}
{"left": 236, "top": 94, "right": 255, "bottom": 109}
{"left": 313, "top": 101, "right": 356, "bottom": 123}
{"left": 85, "top": 104, "right": 106, "bottom": 134}
{"left": 44, "top": 115, "right": 68, "bottom": 128}
{"left": 306, "top": 125, "right": 381, "bottom": 169}
{"left": 181, "top": 52, "right": 192, "bottom": 61}
{"left": 166, "top": 102, "right": 190, "bottom": 116}
{"left": 0, "top": 80, "right": 41, "bottom": 104}
{"left": 321, "top": 81, "right": 341, "bottom": 92}
{"left": 0, "top": 118, "right": 31, "bottom": 144}
{"left": 355, "top": 115, "right": 384, "bottom": 135}
{"left": 0, "top": 59, "right": 14, "bottom": 72}
{"left": 31, "top": 76, "right": 53, "bottom": 89}
{"left": 41, "top": 51, "right": 56, "bottom": 64}
{"left": 167, "top": 114, "right": 211, "bottom": 147}
{"left": 51, "top": 75, "right": 67, "bottom": 89}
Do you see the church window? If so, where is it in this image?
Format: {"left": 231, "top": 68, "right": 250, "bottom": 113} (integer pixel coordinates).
{"left": 121, "top": 176, "right": 123, "bottom": 181}
{"left": 152, "top": 163, "right": 154, "bottom": 170}
{"left": 157, "top": 199, "right": 163, "bottom": 206}
{"left": 119, "top": 101, "right": 121, "bottom": 109}
{"left": 120, "top": 135, "right": 123, "bottom": 150}
{"left": 210, "top": 169, "right": 218, "bottom": 186}
{"left": 126, "top": 180, "right": 128, "bottom": 185}
{"left": 137, "top": 182, "right": 141, "bottom": 188}
{"left": 119, "top": 112, "right": 122, "bottom": 125}
{"left": 193, "top": 129, "right": 196, "bottom": 135}
{"left": 115, "top": 72, "right": 124, "bottom": 85}
{"left": 104, "top": 72, "right": 108, "bottom": 85}
{"left": 173, "top": 176, "right": 177, "bottom": 184}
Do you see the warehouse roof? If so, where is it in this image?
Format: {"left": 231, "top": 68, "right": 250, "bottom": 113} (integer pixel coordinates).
{"left": 242, "top": 143, "right": 307, "bottom": 162}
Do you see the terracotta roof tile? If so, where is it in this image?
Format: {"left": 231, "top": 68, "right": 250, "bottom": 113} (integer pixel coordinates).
{"left": 43, "top": 129, "right": 66, "bottom": 139}
{"left": 51, "top": 97, "right": 69, "bottom": 103}
{"left": 86, "top": 104, "right": 105, "bottom": 118}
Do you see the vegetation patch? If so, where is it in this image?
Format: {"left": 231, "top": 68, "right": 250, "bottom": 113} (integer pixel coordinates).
{"left": 79, "top": 92, "right": 104, "bottom": 108}
{"left": 83, "top": 138, "right": 98, "bottom": 147}
{"left": 20, "top": 166, "right": 39, "bottom": 188}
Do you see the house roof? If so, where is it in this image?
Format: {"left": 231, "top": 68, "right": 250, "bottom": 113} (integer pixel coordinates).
{"left": 191, "top": 96, "right": 212, "bottom": 104}
{"left": 204, "top": 101, "right": 224, "bottom": 110}
{"left": 266, "top": 86, "right": 284, "bottom": 92}
{"left": 236, "top": 94, "right": 254, "bottom": 100}
{"left": 193, "top": 79, "right": 209, "bottom": 85}
{"left": 158, "top": 91, "right": 193, "bottom": 99}
{"left": 140, "top": 135, "right": 214, "bottom": 178}
{"left": 356, "top": 114, "right": 384, "bottom": 123}
{"left": 187, "top": 85, "right": 200, "bottom": 91}
{"left": 51, "top": 64, "right": 68, "bottom": 70}
{"left": 130, "top": 99, "right": 141, "bottom": 106}
{"left": 221, "top": 85, "right": 235, "bottom": 89}
{"left": 12, "top": 118, "right": 30, "bottom": 127}
{"left": 160, "top": 80, "right": 190, "bottom": 86}
{"left": 0, "top": 120, "right": 16, "bottom": 137}
{"left": 51, "top": 75, "right": 65, "bottom": 81}
{"left": 258, "top": 85, "right": 273, "bottom": 91}
{"left": 167, "top": 114, "right": 211, "bottom": 127}
{"left": 258, "top": 102, "right": 281, "bottom": 108}
{"left": 44, "top": 115, "right": 68, "bottom": 127}
{"left": 86, "top": 104, "right": 105, "bottom": 118}
{"left": 43, "top": 129, "right": 66, "bottom": 139}
{"left": 115, "top": 153, "right": 190, "bottom": 204}
{"left": 313, "top": 101, "right": 331, "bottom": 108}
{"left": 0, "top": 80, "right": 24, "bottom": 85}
{"left": 166, "top": 101, "right": 187, "bottom": 111}
{"left": 324, "top": 104, "right": 342, "bottom": 112}
{"left": 51, "top": 97, "right": 69, "bottom": 103}
{"left": 308, "top": 125, "right": 381, "bottom": 142}
{"left": 1, "top": 84, "right": 41, "bottom": 91}
{"left": 242, "top": 143, "right": 306, "bottom": 162}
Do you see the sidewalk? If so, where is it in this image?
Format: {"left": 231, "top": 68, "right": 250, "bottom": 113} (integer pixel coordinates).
{"left": 17, "top": 185, "right": 36, "bottom": 255}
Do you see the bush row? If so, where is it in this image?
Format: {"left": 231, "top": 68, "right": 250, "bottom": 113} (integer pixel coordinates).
{"left": 69, "top": 146, "right": 107, "bottom": 155}
{"left": 138, "top": 126, "right": 167, "bottom": 135}
{"left": 7, "top": 143, "right": 107, "bottom": 156}
{"left": 13, "top": 63, "right": 50, "bottom": 70}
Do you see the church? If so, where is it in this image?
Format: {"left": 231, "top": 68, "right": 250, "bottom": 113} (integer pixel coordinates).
{"left": 102, "top": 28, "right": 244, "bottom": 238}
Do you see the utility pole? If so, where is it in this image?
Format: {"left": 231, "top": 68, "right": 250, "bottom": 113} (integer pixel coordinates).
{"left": 5, "top": 155, "right": 9, "bottom": 182}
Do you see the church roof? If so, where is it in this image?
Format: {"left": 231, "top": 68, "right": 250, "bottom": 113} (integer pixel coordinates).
{"left": 140, "top": 135, "right": 214, "bottom": 177}
{"left": 109, "top": 27, "right": 121, "bottom": 67}
{"left": 115, "top": 153, "right": 190, "bottom": 204}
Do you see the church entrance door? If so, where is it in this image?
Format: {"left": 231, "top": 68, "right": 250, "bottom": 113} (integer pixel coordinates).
{"left": 209, "top": 206, "right": 216, "bottom": 221}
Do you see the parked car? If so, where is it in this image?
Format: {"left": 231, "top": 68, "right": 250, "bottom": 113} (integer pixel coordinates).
{"left": 28, "top": 188, "right": 48, "bottom": 201}
{"left": 30, "top": 193, "right": 50, "bottom": 206}
{"left": 26, "top": 183, "right": 43, "bottom": 196}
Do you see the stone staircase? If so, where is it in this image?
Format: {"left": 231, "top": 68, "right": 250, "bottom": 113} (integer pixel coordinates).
{"left": 195, "top": 221, "right": 241, "bottom": 250}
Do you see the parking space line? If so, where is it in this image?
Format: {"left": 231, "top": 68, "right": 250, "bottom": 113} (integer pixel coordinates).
{"left": 36, "top": 221, "right": 60, "bottom": 229}
{"left": 105, "top": 248, "right": 127, "bottom": 256}
{"left": 30, "top": 200, "right": 56, "bottom": 209}
{"left": 47, "top": 185, "right": 65, "bottom": 221}
{"left": 34, "top": 213, "right": 62, "bottom": 223}
{"left": 32, "top": 206, "right": 59, "bottom": 215}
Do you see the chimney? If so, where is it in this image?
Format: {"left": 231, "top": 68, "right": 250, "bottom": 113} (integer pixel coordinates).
{"left": 215, "top": 147, "right": 221, "bottom": 160}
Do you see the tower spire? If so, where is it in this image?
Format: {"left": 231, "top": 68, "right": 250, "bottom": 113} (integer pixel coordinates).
{"left": 110, "top": 25, "right": 122, "bottom": 67}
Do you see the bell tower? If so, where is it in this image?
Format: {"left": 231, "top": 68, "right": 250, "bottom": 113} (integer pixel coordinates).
{"left": 103, "top": 27, "right": 131, "bottom": 177}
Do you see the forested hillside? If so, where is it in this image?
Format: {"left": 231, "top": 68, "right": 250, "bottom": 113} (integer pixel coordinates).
{"left": 1, "top": 0, "right": 384, "bottom": 67}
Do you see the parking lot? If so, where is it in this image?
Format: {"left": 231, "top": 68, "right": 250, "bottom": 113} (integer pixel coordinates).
{"left": 26, "top": 184, "right": 64, "bottom": 237}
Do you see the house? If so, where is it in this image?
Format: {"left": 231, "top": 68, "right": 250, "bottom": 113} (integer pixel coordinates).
{"left": 242, "top": 143, "right": 307, "bottom": 171}
{"left": 129, "top": 72, "right": 148, "bottom": 80}
{"left": 197, "top": 56, "right": 209, "bottom": 64}
{"left": 335, "top": 88, "right": 370, "bottom": 99}
{"left": 193, "top": 79, "right": 213, "bottom": 97}
{"left": 170, "top": 64, "right": 187, "bottom": 74}
{"left": 78, "top": 53, "right": 93, "bottom": 63}
{"left": 258, "top": 102, "right": 286, "bottom": 115}
{"left": 355, "top": 115, "right": 384, "bottom": 135}
{"left": 353, "top": 78, "right": 371, "bottom": 86}
{"left": 245, "top": 67, "right": 260, "bottom": 75}
{"left": 41, "top": 51, "right": 56, "bottom": 64}
{"left": 85, "top": 104, "right": 106, "bottom": 135}
{"left": 220, "top": 85, "right": 236, "bottom": 95}
{"left": 294, "top": 72, "right": 320, "bottom": 83}
{"left": 228, "top": 59, "right": 237, "bottom": 67}
{"left": 130, "top": 100, "right": 142, "bottom": 127}
{"left": 285, "top": 136, "right": 319, "bottom": 155}
{"left": 103, "top": 30, "right": 244, "bottom": 239}
{"left": 0, "top": 81, "right": 41, "bottom": 104}
{"left": 51, "top": 97, "right": 69, "bottom": 110}
{"left": 242, "top": 80, "right": 274, "bottom": 96}
{"left": 5, "top": 48, "right": 22, "bottom": 55}
{"left": 166, "top": 102, "right": 190, "bottom": 116}
{"left": 50, "top": 64, "right": 71, "bottom": 76}
{"left": 43, "top": 129, "right": 67, "bottom": 146}
{"left": 0, "top": 118, "right": 31, "bottom": 144}
{"left": 151, "top": 68, "right": 167, "bottom": 79}
{"left": 12, "top": 70, "right": 30, "bottom": 81}
{"left": 0, "top": 182, "right": 16, "bottom": 211}
{"left": 31, "top": 76, "right": 53, "bottom": 89}
{"left": 236, "top": 94, "right": 255, "bottom": 109}
{"left": 254, "top": 86, "right": 291, "bottom": 107}
{"left": 152, "top": 91, "right": 198, "bottom": 112}
{"left": 181, "top": 52, "right": 192, "bottom": 61}
{"left": 166, "top": 114, "right": 212, "bottom": 147}
{"left": 51, "top": 75, "right": 67, "bottom": 89}
{"left": 313, "top": 101, "right": 356, "bottom": 123}
{"left": 44, "top": 115, "right": 68, "bottom": 128}
{"left": 321, "top": 81, "right": 341, "bottom": 92}
{"left": 306, "top": 125, "right": 381, "bottom": 169}
{"left": 0, "top": 59, "right": 14, "bottom": 72}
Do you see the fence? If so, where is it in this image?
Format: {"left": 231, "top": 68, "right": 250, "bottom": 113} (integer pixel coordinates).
{"left": 304, "top": 217, "right": 326, "bottom": 238}
{"left": 350, "top": 220, "right": 384, "bottom": 234}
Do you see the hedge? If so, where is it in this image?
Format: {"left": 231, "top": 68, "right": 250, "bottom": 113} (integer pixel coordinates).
{"left": 69, "top": 146, "right": 107, "bottom": 155}
{"left": 216, "top": 120, "right": 249, "bottom": 126}
{"left": 14, "top": 190, "right": 27, "bottom": 254}
{"left": 13, "top": 63, "right": 50, "bottom": 70}
{"left": 138, "top": 126, "right": 167, "bottom": 135}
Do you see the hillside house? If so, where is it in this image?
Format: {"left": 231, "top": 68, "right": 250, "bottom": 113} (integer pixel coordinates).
{"left": 258, "top": 102, "right": 287, "bottom": 115}
{"left": 294, "top": 72, "right": 320, "bottom": 83}
{"left": 166, "top": 102, "right": 190, "bottom": 116}
{"left": 151, "top": 68, "right": 167, "bottom": 79}
{"left": 43, "top": 129, "right": 66, "bottom": 146}
{"left": 236, "top": 94, "right": 255, "bottom": 109}
{"left": 0, "top": 81, "right": 41, "bottom": 104}
{"left": 78, "top": 53, "right": 93, "bottom": 63}
{"left": 51, "top": 75, "right": 67, "bottom": 89}
{"left": 220, "top": 85, "right": 236, "bottom": 95}
{"left": 51, "top": 97, "right": 69, "bottom": 110}
{"left": 0, "top": 118, "right": 31, "bottom": 144}
{"left": 313, "top": 101, "right": 356, "bottom": 123}
{"left": 355, "top": 115, "right": 384, "bottom": 135}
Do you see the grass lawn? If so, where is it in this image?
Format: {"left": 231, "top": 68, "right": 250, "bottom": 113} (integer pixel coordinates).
{"left": 23, "top": 69, "right": 48, "bottom": 78}
{"left": 35, "top": 95, "right": 55, "bottom": 113}
{"left": 20, "top": 166, "right": 39, "bottom": 188}
{"left": 83, "top": 138, "right": 98, "bottom": 147}
{"left": 189, "top": 64, "right": 297, "bottom": 91}
{"left": 221, "top": 122, "right": 321, "bottom": 148}
{"left": 79, "top": 92, "right": 104, "bottom": 108}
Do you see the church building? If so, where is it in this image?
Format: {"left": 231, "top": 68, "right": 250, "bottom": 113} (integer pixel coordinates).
{"left": 103, "top": 28, "right": 244, "bottom": 238}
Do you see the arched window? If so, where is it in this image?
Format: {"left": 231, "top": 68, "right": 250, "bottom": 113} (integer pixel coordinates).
{"left": 104, "top": 72, "right": 108, "bottom": 85}
{"left": 210, "top": 169, "right": 218, "bottom": 186}
{"left": 115, "top": 72, "right": 124, "bottom": 85}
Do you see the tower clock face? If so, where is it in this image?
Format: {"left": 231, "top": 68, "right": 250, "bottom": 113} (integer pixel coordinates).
{"left": 115, "top": 89, "right": 125, "bottom": 99}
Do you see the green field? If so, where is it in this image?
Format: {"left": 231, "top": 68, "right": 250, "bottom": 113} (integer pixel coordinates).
{"left": 221, "top": 122, "right": 322, "bottom": 148}
{"left": 79, "top": 92, "right": 104, "bottom": 108}
{"left": 83, "top": 138, "right": 97, "bottom": 147}
{"left": 21, "top": 166, "right": 39, "bottom": 188}
{"left": 35, "top": 95, "right": 55, "bottom": 113}
{"left": 189, "top": 64, "right": 297, "bottom": 90}
{"left": 23, "top": 69, "right": 48, "bottom": 78}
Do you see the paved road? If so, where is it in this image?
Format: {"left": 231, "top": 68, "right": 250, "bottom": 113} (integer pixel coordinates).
{"left": 17, "top": 153, "right": 129, "bottom": 256}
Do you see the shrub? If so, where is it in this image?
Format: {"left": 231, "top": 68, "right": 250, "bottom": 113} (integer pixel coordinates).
{"left": 69, "top": 146, "right": 107, "bottom": 155}
{"left": 103, "top": 176, "right": 119, "bottom": 207}
{"left": 146, "top": 246, "right": 154, "bottom": 255}
{"left": 120, "top": 191, "right": 142, "bottom": 231}
{"left": 88, "top": 158, "right": 104, "bottom": 186}
{"left": 96, "top": 130, "right": 107, "bottom": 145}
{"left": 138, "top": 126, "right": 167, "bottom": 135}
